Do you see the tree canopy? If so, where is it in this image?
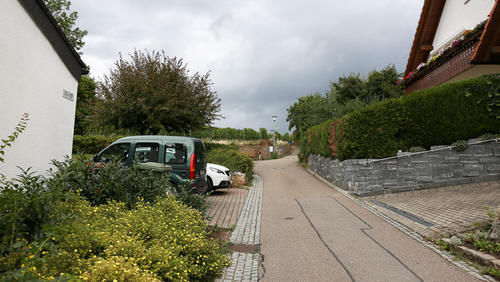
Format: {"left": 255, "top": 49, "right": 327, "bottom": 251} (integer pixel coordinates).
{"left": 93, "top": 50, "right": 222, "bottom": 135}
{"left": 286, "top": 94, "right": 333, "bottom": 135}
{"left": 287, "top": 65, "right": 403, "bottom": 137}
{"left": 74, "top": 75, "right": 97, "bottom": 135}
{"left": 44, "top": 0, "right": 87, "bottom": 52}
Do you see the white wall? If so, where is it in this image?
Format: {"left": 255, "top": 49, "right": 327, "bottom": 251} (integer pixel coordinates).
{"left": 0, "top": 1, "right": 78, "bottom": 179}
{"left": 432, "top": 0, "right": 495, "bottom": 52}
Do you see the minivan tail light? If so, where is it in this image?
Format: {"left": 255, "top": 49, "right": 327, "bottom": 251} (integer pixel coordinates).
{"left": 189, "top": 153, "right": 196, "bottom": 179}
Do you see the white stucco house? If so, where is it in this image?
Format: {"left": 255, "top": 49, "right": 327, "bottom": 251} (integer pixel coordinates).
{"left": 403, "top": 0, "right": 499, "bottom": 93}
{"left": 0, "top": 0, "right": 87, "bottom": 178}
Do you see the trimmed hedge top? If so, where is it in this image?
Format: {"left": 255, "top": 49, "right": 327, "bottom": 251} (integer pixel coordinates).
{"left": 302, "top": 74, "right": 500, "bottom": 160}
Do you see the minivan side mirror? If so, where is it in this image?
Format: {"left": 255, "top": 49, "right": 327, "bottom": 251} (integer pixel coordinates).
{"left": 93, "top": 155, "right": 100, "bottom": 162}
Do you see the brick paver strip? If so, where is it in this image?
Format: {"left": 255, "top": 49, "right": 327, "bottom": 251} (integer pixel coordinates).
{"left": 207, "top": 188, "right": 248, "bottom": 228}
{"left": 217, "top": 175, "right": 263, "bottom": 281}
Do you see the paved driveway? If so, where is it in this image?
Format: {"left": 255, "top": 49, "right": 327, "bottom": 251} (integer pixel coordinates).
{"left": 363, "top": 180, "right": 500, "bottom": 238}
{"left": 206, "top": 187, "right": 248, "bottom": 228}
{"left": 256, "top": 155, "right": 482, "bottom": 281}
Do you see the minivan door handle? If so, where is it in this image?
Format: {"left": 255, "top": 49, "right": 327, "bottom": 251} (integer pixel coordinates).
{"left": 181, "top": 172, "right": 187, "bottom": 177}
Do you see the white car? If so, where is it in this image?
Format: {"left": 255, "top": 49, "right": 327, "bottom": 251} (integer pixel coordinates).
{"left": 206, "top": 163, "right": 231, "bottom": 191}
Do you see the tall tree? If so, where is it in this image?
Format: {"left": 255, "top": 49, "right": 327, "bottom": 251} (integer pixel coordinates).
{"left": 366, "top": 65, "right": 403, "bottom": 101}
{"left": 44, "top": 0, "right": 88, "bottom": 51}
{"left": 331, "top": 73, "right": 366, "bottom": 104}
{"left": 74, "top": 76, "right": 97, "bottom": 135}
{"left": 259, "top": 128, "right": 270, "bottom": 140}
{"left": 94, "top": 50, "right": 222, "bottom": 134}
{"left": 286, "top": 94, "right": 332, "bottom": 138}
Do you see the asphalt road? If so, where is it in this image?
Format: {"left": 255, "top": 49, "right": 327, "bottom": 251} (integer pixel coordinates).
{"left": 255, "top": 155, "right": 478, "bottom": 282}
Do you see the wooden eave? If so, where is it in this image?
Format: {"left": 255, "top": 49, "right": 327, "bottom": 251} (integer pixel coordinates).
{"left": 471, "top": 0, "right": 500, "bottom": 64}
{"left": 404, "top": 0, "right": 446, "bottom": 75}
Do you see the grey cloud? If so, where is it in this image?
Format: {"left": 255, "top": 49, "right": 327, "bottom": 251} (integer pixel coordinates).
{"left": 72, "top": 0, "right": 424, "bottom": 133}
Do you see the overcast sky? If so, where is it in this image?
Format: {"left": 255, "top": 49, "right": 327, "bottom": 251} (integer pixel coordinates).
{"left": 72, "top": 0, "right": 424, "bottom": 133}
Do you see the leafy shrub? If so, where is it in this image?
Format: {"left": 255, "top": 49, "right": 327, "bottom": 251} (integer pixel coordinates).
{"left": 72, "top": 135, "right": 122, "bottom": 154}
{"left": 174, "top": 182, "right": 211, "bottom": 217}
{"left": 409, "top": 146, "right": 426, "bottom": 153}
{"left": 204, "top": 142, "right": 239, "bottom": 153}
{"left": 1, "top": 194, "right": 229, "bottom": 281}
{"left": 451, "top": 140, "right": 468, "bottom": 152}
{"left": 49, "top": 157, "right": 172, "bottom": 208}
{"left": 480, "top": 133, "right": 499, "bottom": 141}
{"left": 301, "top": 74, "right": 500, "bottom": 160}
{"left": 0, "top": 168, "right": 63, "bottom": 251}
{"left": 207, "top": 149, "right": 254, "bottom": 180}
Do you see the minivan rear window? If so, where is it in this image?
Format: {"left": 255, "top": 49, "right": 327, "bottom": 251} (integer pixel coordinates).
{"left": 134, "top": 143, "right": 159, "bottom": 163}
{"left": 165, "top": 143, "right": 187, "bottom": 164}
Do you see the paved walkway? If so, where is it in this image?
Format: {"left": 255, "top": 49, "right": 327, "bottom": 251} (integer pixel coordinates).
{"left": 214, "top": 176, "right": 263, "bottom": 282}
{"left": 363, "top": 180, "right": 500, "bottom": 238}
{"left": 207, "top": 188, "right": 248, "bottom": 228}
{"left": 257, "top": 155, "right": 489, "bottom": 281}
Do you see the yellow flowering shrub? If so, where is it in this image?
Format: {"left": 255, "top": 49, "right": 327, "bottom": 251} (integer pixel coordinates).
{"left": 2, "top": 194, "right": 230, "bottom": 281}
{"left": 82, "top": 256, "right": 160, "bottom": 281}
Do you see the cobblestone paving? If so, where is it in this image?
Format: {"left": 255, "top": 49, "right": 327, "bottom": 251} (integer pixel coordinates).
{"left": 217, "top": 175, "right": 263, "bottom": 282}
{"left": 364, "top": 180, "right": 500, "bottom": 238}
{"left": 230, "top": 175, "right": 263, "bottom": 245}
{"left": 219, "top": 252, "right": 259, "bottom": 282}
{"left": 207, "top": 188, "right": 248, "bottom": 228}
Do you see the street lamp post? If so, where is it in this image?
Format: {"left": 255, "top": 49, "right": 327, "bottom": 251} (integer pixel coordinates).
{"left": 272, "top": 115, "right": 277, "bottom": 154}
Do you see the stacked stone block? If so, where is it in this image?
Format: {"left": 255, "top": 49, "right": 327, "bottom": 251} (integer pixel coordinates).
{"left": 308, "top": 140, "right": 500, "bottom": 196}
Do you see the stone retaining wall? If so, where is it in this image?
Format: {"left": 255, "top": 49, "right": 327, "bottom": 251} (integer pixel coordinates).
{"left": 308, "top": 140, "right": 500, "bottom": 196}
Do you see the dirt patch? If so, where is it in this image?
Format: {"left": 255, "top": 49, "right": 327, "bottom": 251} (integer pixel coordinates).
{"left": 259, "top": 140, "right": 273, "bottom": 146}
{"left": 208, "top": 226, "right": 233, "bottom": 242}
{"left": 229, "top": 244, "right": 260, "bottom": 253}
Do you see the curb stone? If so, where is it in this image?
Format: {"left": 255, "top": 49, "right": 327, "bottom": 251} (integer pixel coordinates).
{"left": 307, "top": 168, "right": 495, "bottom": 282}
{"left": 217, "top": 175, "right": 263, "bottom": 281}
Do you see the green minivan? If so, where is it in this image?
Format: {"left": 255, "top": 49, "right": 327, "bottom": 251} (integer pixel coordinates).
{"left": 93, "top": 136, "right": 208, "bottom": 194}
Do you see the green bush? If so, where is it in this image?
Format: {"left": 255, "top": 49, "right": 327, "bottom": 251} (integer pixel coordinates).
{"left": 302, "top": 74, "right": 500, "bottom": 160}
{"left": 451, "top": 140, "right": 468, "bottom": 152}
{"left": 207, "top": 149, "right": 254, "bottom": 180}
{"left": 72, "top": 135, "right": 122, "bottom": 154}
{"left": 204, "top": 142, "right": 239, "bottom": 153}
{"left": 409, "top": 146, "right": 426, "bottom": 153}
{"left": 307, "top": 120, "right": 333, "bottom": 157}
{"left": 1, "top": 194, "right": 229, "bottom": 281}
{"left": 0, "top": 169, "right": 63, "bottom": 251}
{"left": 49, "top": 157, "right": 172, "bottom": 209}
{"left": 174, "top": 182, "right": 211, "bottom": 217}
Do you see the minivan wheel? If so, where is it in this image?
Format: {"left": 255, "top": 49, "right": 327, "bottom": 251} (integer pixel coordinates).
{"left": 170, "top": 181, "right": 180, "bottom": 193}
{"left": 207, "top": 177, "right": 214, "bottom": 191}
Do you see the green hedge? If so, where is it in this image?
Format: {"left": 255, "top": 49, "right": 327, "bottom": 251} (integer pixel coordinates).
{"left": 207, "top": 149, "right": 254, "bottom": 179}
{"left": 72, "top": 135, "right": 122, "bottom": 154}
{"left": 303, "top": 74, "right": 500, "bottom": 160}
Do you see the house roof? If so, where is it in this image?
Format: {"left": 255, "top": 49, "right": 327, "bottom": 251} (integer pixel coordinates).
{"left": 471, "top": 0, "right": 500, "bottom": 64}
{"left": 18, "top": 0, "right": 88, "bottom": 81}
{"left": 404, "top": 0, "right": 446, "bottom": 75}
